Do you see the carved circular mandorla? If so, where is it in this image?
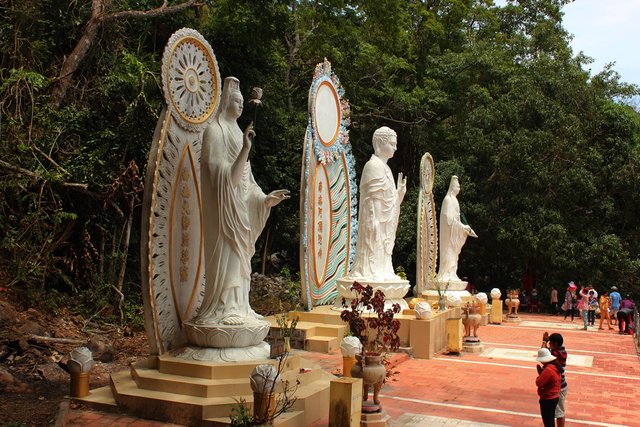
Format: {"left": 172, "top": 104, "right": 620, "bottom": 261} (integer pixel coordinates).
{"left": 162, "top": 28, "right": 220, "bottom": 132}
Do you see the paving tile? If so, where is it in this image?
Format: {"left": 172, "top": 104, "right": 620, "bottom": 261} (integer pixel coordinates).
{"left": 59, "top": 312, "right": 640, "bottom": 426}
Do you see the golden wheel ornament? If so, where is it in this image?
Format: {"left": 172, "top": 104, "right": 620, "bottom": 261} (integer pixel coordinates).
{"left": 162, "top": 28, "right": 220, "bottom": 132}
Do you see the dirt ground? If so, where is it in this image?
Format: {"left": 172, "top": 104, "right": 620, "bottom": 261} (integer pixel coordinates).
{"left": 0, "top": 273, "right": 297, "bottom": 426}
{"left": 0, "top": 290, "right": 150, "bottom": 426}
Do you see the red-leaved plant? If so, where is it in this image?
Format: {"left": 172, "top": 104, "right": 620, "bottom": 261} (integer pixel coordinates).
{"left": 340, "top": 281, "right": 401, "bottom": 355}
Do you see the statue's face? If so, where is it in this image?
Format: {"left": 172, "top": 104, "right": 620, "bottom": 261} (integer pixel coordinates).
{"left": 379, "top": 134, "right": 397, "bottom": 159}
{"left": 453, "top": 179, "right": 460, "bottom": 195}
{"left": 228, "top": 92, "right": 244, "bottom": 118}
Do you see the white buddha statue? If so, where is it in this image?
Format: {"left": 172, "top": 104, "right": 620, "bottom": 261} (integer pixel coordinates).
{"left": 336, "top": 126, "right": 409, "bottom": 309}
{"left": 191, "top": 76, "right": 289, "bottom": 328}
{"left": 348, "top": 126, "right": 406, "bottom": 280}
{"left": 435, "top": 175, "right": 476, "bottom": 286}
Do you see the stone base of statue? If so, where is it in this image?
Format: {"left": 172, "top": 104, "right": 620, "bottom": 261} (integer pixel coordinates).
{"left": 334, "top": 278, "right": 410, "bottom": 311}
{"left": 421, "top": 289, "right": 471, "bottom": 305}
{"left": 170, "top": 342, "right": 270, "bottom": 362}
{"left": 433, "top": 278, "right": 468, "bottom": 292}
{"left": 183, "top": 318, "right": 270, "bottom": 352}
{"left": 462, "top": 336, "right": 484, "bottom": 353}
{"left": 73, "top": 353, "right": 332, "bottom": 426}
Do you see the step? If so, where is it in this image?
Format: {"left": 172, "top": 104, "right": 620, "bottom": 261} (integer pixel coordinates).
{"left": 111, "top": 370, "right": 249, "bottom": 422}
{"left": 131, "top": 363, "right": 252, "bottom": 398}
{"left": 157, "top": 354, "right": 300, "bottom": 379}
{"left": 313, "top": 324, "right": 346, "bottom": 338}
{"left": 305, "top": 335, "right": 339, "bottom": 353}
{"left": 268, "top": 321, "right": 346, "bottom": 338}
{"left": 108, "top": 356, "right": 331, "bottom": 425}
{"left": 73, "top": 385, "right": 118, "bottom": 412}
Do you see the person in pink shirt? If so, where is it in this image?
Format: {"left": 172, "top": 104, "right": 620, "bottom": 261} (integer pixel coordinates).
{"left": 578, "top": 286, "right": 590, "bottom": 330}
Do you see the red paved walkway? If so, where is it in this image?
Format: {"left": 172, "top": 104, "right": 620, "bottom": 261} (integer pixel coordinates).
{"left": 58, "top": 312, "right": 640, "bottom": 426}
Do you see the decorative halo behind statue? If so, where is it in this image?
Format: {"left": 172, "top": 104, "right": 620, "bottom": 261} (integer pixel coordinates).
{"left": 416, "top": 153, "right": 437, "bottom": 295}
{"left": 141, "top": 28, "right": 221, "bottom": 355}
{"left": 300, "top": 59, "right": 358, "bottom": 308}
{"left": 162, "top": 28, "right": 220, "bottom": 132}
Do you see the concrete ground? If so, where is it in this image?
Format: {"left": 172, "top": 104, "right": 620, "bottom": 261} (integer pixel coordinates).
{"left": 57, "top": 312, "right": 640, "bottom": 426}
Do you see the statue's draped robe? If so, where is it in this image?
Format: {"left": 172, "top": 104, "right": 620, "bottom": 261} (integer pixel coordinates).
{"left": 348, "top": 155, "right": 400, "bottom": 281}
{"left": 436, "top": 194, "right": 467, "bottom": 282}
{"left": 193, "top": 119, "right": 270, "bottom": 325}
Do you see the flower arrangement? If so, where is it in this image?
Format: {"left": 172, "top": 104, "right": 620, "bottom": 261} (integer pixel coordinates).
{"left": 340, "top": 282, "right": 401, "bottom": 354}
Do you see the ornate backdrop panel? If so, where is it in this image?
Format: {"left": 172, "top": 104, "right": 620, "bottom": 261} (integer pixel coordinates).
{"left": 300, "top": 60, "right": 358, "bottom": 309}
{"left": 141, "top": 29, "right": 220, "bottom": 355}
{"left": 416, "top": 153, "right": 438, "bottom": 295}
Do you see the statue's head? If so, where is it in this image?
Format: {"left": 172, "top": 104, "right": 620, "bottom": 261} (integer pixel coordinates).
{"left": 218, "top": 77, "right": 243, "bottom": 120}
{"left": 372, "top": 126, "right": 397, "bottom": 160}
{"left": 447, "top": 175, "right": 460, "bottom": 196}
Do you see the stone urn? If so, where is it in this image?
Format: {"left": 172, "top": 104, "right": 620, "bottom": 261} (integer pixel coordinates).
{"left": 340, "top": 336, "right": 362, "bottom": 378}
{"left": 351, "top": 352, "right": 386, "bottom": 405}
{"left": 476, "top": 292, "right": 488, "bottom": 316}
{"left": 462, "top": 303, "right": 481, "bottom": 338}
{"left": 505, "top": 291, "right": 520, "bottom": 318}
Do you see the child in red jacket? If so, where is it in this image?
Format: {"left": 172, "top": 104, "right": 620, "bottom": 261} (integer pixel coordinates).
{"left": 536, "top": 348, "right": 561, "bottom": 427}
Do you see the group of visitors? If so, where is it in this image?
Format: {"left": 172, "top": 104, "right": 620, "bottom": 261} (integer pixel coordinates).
{"left": 560, "top": 282, "right": 635, "bottom": 334}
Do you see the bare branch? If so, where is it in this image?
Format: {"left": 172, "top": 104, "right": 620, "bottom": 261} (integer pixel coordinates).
{"left": 29, "top": 335, "right": 85, "bottom": 345}
{"left": 50, "top": 0, "right": 202, "bottom": 107}
{"left": 102, "top": 0, "right": 201, "bottom": 24}
{"left": 0, "top": 157, "right": 88, "bottom": 190}
{"left": 352, "top": 112, "right": 432, "bottom": 126}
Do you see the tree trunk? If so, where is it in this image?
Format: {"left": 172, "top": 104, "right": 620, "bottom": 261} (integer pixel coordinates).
{"left": 49, "top": 0, "right": 200, "bottom": 107}
{"left": 113, "top": 196, "right": 135, "bottom": 322}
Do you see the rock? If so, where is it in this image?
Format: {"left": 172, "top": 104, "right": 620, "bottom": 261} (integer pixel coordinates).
{"left": 0, "top": 366, "right": 14, "bottom": 387}
{"left": 18, "top": 319, "right": 45, "bottom": 336}
{"left": 88, "top": 336, "right": 114, "bottom": 363}
{"left": 98, "top": 346, "right": 115, "bottom": 363}
{"left": 0, "top": 301, "right": 18, "bottom": 325}
{"left": 87, "top": 336, "right": 107, "bottom": 354}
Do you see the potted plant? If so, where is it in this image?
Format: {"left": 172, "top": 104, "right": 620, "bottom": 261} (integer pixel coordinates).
{"left": 340, "top": 281, "right": 400, "bottom": 405}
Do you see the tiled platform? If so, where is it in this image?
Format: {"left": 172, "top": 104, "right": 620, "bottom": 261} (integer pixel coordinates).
{"left": 58, "top": 312, "right": 640, "bottom": 426}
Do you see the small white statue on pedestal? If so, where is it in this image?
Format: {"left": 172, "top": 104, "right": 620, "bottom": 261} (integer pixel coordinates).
{"left": 336, "top": 126, "right": 410, "bottom": 309}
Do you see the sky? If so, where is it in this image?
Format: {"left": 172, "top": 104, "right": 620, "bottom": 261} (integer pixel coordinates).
{"left": 495, "top": 0, "right": 640, "bottom": 87}
{"left": 562, "top": 0, "right": 640, "bottom": 86}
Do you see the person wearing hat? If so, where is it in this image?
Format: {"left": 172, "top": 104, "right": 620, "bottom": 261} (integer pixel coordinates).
{"left": 609, "top": 287, "right": 622, "bottom": 325}
{"left": 535, "top": 347, "right": 561, "bottom": 427}
{"left": 563, "top": 282, "right": 577, "bottom": 322}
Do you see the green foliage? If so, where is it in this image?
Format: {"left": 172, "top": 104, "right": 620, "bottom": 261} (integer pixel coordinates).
{"left": 229, "top": 398, "right": 254, "bottom": 427}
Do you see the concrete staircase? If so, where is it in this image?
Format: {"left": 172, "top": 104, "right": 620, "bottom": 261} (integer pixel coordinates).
{"left": 266, "top": 315, "right": 347, "bottom": 353}
{"left": 77, "top": 353, "right": 331, "bottom": 426}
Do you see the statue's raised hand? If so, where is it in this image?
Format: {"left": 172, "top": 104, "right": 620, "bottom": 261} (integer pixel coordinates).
{"left": 265, "top": 189, "right": 290, "bottom": 208}
{"left": 243, "top": 122, "right": 255, "bottom": 152}
{"left": 397, "top": 172, "right": 407, "bottom": 202}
